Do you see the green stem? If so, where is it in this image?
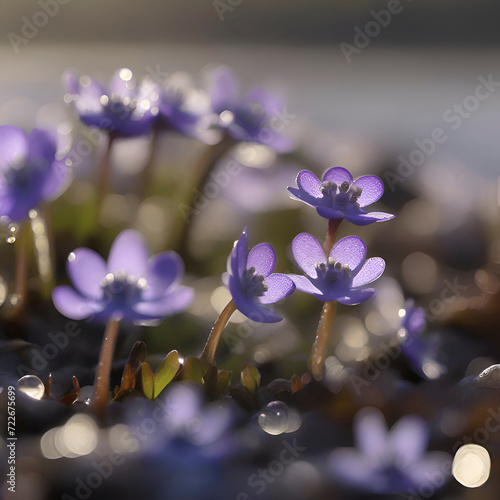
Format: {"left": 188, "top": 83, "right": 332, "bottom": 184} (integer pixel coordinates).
{"left": 30, "top": 206, "right": 55, "bottom": 298}
{"left": 176, "top": 135, "right": 236, "bottom": 254}
{"left": 93, "top": 318, "right": 120, "bottom": 420}
{"left": 11, "top": 223, "right": 29, "bottom": 319}
{"left": 200, "top": 299, "right": 237, "bottom": 366}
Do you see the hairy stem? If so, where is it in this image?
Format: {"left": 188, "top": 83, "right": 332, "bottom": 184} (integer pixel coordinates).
{"left": 309, "top": 301, "right": 336, "bottom": 380}
{"left": 93, "top": 318, "right": 120, "bottom": 420}
{"left": 97, "top": 132, "right": 117, "bottom": 205}
{"left": 200, "top": 299, "right": 237, "bottom": 366}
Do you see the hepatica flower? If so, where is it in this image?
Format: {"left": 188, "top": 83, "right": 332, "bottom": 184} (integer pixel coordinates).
{"left": 64, "top": 68, "right": 160, "bottom": 137}
{"left": 0, "top": 125, "right": 71, "bottom": 223}
{"left": 205, "top": 66, "right": 292, "bottom": 153}
{"left": 228, "top": 228, "right": 295, "bottom": 322}
{"left": 158, "top": 72, "right": 218, "bottom": 144}
{"left": 289, "top": 233, "right": 384, "bottom": 305}
{"left": 52, "top": 230, "right": 193, "bottom": 323}
{"left": 330, "top": 407, "right": 451, "bottom": 495}
{"left": 399, "top": 299, "right": 447, "bottom": 380}
{"left": 288, "top": 167, "right": 394, "bottom": 225}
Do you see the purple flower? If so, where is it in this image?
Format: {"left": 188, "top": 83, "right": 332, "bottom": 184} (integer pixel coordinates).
{"left": 0, "top": 125, "right": 71, "bottom": 223}
{"left": 289, "top": 233, "right": 384, "bottom": 305}
{"left": 205, "top": 66, "right": 292, "bottom": 153}
{"left": 158, "top": 72, "right": 218, "bottom": 144}
{"left": 399, "top": 299, "right": 447, "bottom": 380}
{"left": 288, "top": 167, "right": 394, "bottom": 225}
{"left": 52, "top": 230, "right": 193, "bottom": 323}
{"left": 330, "top": 407, "right": 451, "bottom": 495}
{"left": 64, "top": 68, "right": 160, "bottom": 137}
{"left": 228, "top": 228, "right": 295, "bottom": 323}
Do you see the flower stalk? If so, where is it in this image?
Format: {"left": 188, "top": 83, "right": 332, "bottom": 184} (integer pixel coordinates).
{"left": 200, "top": 299, "right": 237, "bottom": 366}
{"left": 93, "top": 318, "right": 121, "bottom": 420}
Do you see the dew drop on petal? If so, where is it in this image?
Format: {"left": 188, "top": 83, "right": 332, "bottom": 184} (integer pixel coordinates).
{"left": 62, "top": 414, "right": 98, "bottom": 457}
{"left": 452, "top": 444, "right": 490, "bottom": 488}
{"left": 258, "top": 401, "right": 290, "bottom": 435}
{"left": 18, "top": 375, "right": 45, "bottom": 400}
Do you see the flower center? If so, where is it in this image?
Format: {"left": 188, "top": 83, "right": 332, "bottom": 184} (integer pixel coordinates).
{"left": 315, "top": 258, "right": 352, "bottom": 282}
{"left": 242, "top": 266, "right": 269, "bottom": 296}
{"left": 320, "top": 180, "right": 362, "bottom": 208}
{"left": 100, "top": 271, "right": 147, "bottom": 304}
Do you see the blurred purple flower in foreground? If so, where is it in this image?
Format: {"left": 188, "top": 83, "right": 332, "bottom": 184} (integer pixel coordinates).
{"left": 399, "top": 299, "right": 447, "bottom": 380}
{"left": 53, "top": 229, "right": 193, "bottom": 323}
{"left": 64, "top": 68, "right": 160, "bottom": 137}
{"left": 288, "top": 166, "right": 394, "bottom": 224}
{"left": 289, "top": 233, "right": 384, "bottom": 304}
{"left": 330, "top": 407, "right": 451, "bottom": 495}
{"left": 228, "top": 227, "right": 295, "bottom": 323}
{"left": 205, "top": 66, "right": 292, "bottom": 152}
{"left": 0, "top": 125, "right": 71, "bottom": 223}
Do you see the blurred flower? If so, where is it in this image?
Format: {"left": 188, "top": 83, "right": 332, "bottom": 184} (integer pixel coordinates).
{"left": 53, "top": 229, "right": 193, "bottom": 323}
{"left": 330, "top": 407, "right": 451, "bottom": 494}
{"left": 64, "top": 68, "right": 159, "bottom": 137}
{"left": 157, "top": 72, "right": 219, "bottom": 144}
{"left": 289, "top": 233, "right": 384, "bottom": 304}
{"left": 399, "top": 299, "right": 447, "bottom": 380}
{"left": 227, "top": 227, "right": 295, "bottom": 323}
{"left": 0, "top": 125, "right": 71, "bottom": 222}
{"left": 288, "top": 167, "right": 394, "bottom": 224}
{"left": 205, "top": 66, "right": 292, "bottom": 152}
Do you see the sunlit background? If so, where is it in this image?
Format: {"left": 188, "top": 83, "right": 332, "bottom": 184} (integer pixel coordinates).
{"left": 1, "top": 1, "right": 500, "bottom": 499}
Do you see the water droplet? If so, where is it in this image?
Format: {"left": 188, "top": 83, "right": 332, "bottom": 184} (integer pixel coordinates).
{"left": 285, "top": 409, "right": 302, "bottom": 433}
{"left": 6, "top": 236, "right": 15, "bottom": 244}
{"left": 9, "top": 294, "right": 19, "bottom": 306}
{"left": 29, "top": 209, "right": 38, "bottom": 219}
{"left": 18, "top": 375, "right": 45, "bottom": 400}
{"left": 453, "top": 444, "right": 490, "bottom": 488}
{"left": 73, "top": 385, "right": 94, "bottom": 405}
{"left": 258, "top": 401, "right": 290, "bottom": 435}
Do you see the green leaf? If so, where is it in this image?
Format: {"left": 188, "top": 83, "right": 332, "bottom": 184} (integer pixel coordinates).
{"left": 216, "top": 370, "right": 232, "bottom": 395}
{"left": 178, "top": 356, "right": 204, "bottom": 384}
{"left": 141, "top": 362, "right": 154, "bottom": 400}
{"left": 153, "top": 350, "right": 181, "bottom": 398}
{"left": 241, "top": 363, "right": 260, "bottom": 397}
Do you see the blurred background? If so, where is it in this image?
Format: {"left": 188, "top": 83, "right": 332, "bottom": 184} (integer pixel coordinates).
{"left": 1, "top": 2, "right": 500, "bottom": 499}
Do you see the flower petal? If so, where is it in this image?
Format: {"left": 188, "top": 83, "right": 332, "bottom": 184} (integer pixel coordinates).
{"left": 315, "top": 205, "right": 344, "bottom": 220}
{"left": 292, "top": 233, "right": 325, "bottom": 278}
{"left": 229, "top": 275, "right": 283, "bottom": 323}
{"left": 27, "top": 129, "right": 56, "bottom": 168}
{"left": 206, "top": 66, "right": 239, "bottom": 114}
{"left": 67, "top": 248, "right": 107, "bottom": 299}
{"left": 330, "top": 236, "right": 366, "bottom": 273}
{"left": 0, "top": 125, "right": 28, "bottom": 172}
{"left": 297, "top": 170, "right": 322, "bottom": 198}
{"left": 323, "top": 166, "right": 353, "bottom": 185}
{"left": 336, "top": 288, "right": 376, "bottom": 305}
{"left": 110, "top": 68, "right": 137, "bottom": 98}
{"left": 344, "top": 211, "right": 395, "bottom": 226}
{"left": 66, "top": 73, "right": 106, "bottom": 121}
{"left": 353, "top": 175, "right": 384, "bottom": 207}
{"left": 107, "top": 229, "right": 150, "bottom": 278}
{"left": 354, "top": 407, "right": 389, "bottom": 461}
{"left": 52, "top": 286, "right": 102, "bottom": 320}
{"left": 230, "top": 227, "right": 248, "bottom": 279}
{"left": 142, "top": 251, "right": 184, "bottom": 300}
{"left": 133, "top": 286, "right": 193, "bottom": 319}
{"left": 247, "top": 243, "right": 276, "bottom": 277}
{"left": 389, "top": 415, "right": 429, "bottom": 466}
{"left": 259, "top": 273, "right": 295, "bottom": 304}
{"left": 330, "top": 449, "right": 381, "bottom": 491}
{"left": 41, "top": 160, "right": 73, "bottom": 200}
{"left": 288, "top": 274, "right": 323, "bottom": 296}
{"left": 405, "top": 451, "right": 452, "bottom": 488}
{"left": 352, "top": 257, "right": 385, "bottom": 288}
